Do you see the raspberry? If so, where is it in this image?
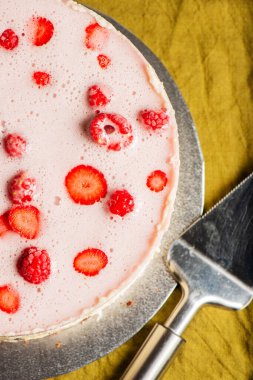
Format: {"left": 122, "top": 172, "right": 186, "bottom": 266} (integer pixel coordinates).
{"left": 33, "top": 71, "right": 51, "bottom": 87}
{"left": 0, "top": 29, "right": 19, "bottom": 50}
{"left": 17, "top": 247, "right": 51, "bottom": 284}
{"left": 140, "top": 109, "right": 169, "bottom": 130}
{"left": 97, "top": 54, "right": 111, "bottom": 69}
{"left": 87, "top": 85, "right": 111, "bottom": 108}
{"left": 4, "top": 133, "right": 27, "bottom": 158}
{"left": 90, "top": 113, "right": 133, "bottom": 151}
{"left": 108, "top": 189, "right": 134, "bottom": 217}
{"left": 9, "top": 171, "right": 37, "bottom": 204}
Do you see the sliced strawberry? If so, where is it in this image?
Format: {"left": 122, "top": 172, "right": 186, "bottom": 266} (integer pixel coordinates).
{"left": 74, "top": 248, "right": 108, "bottom": 276}
{"left": 32, "top": 17, "right": 54, "bottom": 46}
{"left": 0, "top": 213, "right": 11, "bottom": 237}
{"left": 97, "top": 54, "right": 111, "bottom": 69}
{"left": 87, "top": 85, "right": 111, "bottom": 108}
{"left": 0, "top": 285, "right": 20, "bottom": 314}
{"left": 85, "top": 22, "right": 109, "bottom": 51}
{"left": 65, "top": 165, "right": 107, "bottom": 205}
{"left": 8, "top": 205, "right": 40, "bottom": 239}
{"left": 146, "top": 170, "right": 168, "bottom": 192}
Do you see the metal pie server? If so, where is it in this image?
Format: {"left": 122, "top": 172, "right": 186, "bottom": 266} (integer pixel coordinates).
{"left": 121, "top": 172, "right": 253, "bottom": 380}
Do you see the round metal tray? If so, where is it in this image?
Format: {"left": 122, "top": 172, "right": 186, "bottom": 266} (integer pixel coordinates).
{"left": 0, "top": 8, "right": 204, "bottom": 380}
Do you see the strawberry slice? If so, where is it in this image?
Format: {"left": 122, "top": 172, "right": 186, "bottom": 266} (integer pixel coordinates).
{"left": 0, "top": 213, "right": 11, "bottom": 237}
{"left": 65, "top": 165, "right": 107, "bottom": 205}
{"left": 32, "top": 17, "right": 54, "bottom": 46}
{"left": 0, "top": 285, "right": 20, "bottom": 314}
{"left": 85, "top": 22, "right": 109, "bottom": 51}
{"left": 74, "top": 248, "right": 108, "bottom": 276}
{"left": 146, "top": 170, "right": 168, "bottom": 192}
{"left": 8, "top": 205, "right": 40, "bottom": 239}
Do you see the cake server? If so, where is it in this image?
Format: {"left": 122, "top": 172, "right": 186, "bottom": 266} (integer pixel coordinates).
{"left": 121, "top": 172, "right": 253, "bottom": 380}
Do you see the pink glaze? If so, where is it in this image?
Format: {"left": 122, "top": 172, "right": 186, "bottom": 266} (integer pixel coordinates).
{"left": 0, "top": 0, "right": 179, "bottom": 337}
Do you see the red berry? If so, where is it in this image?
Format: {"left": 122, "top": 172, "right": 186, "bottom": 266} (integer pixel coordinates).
{"left": 90, "top": 113, "right": 133, "bottom": 151}
{"left": 33, "top": 71, "right": 51, "bottom": 87}
{"left": 97, "top": 54, "right": 111, "bottom": 69}
{"left": 0, "top": 29, "right": 19, "bottom": 50}
{"left": 17, "top": 247, "right": 51, "bottom": 284}
{"left": 140, "top": 109, "right": 169, "bottom": 130}
{"left": 4, "top": 133, "right": 27, "bottom": 158}
{"left": 108, "top": 189, "right": 134, "bottom": 217}
{"left": 9, "top": 171, "right": 37, "bottom": 204}
{"left": 8, "top": 205, "right": 40, "bottom": 239}
{"left": 65, "top": 165, "right": 107, "bottom": 205}
{"left": 74, "top": 248, "right": 108, "bottom": 277}
{"left": 85, "top": 22, "right": 109, "bottom": 51}
{"left": 0, "top": 285, "right": 20, "bottom": 314}
{"left": 0, "top": 213, "right": 11, "bottom": 237}
{"left": 146, "top": 170, "right": 168, "bottom": 192}
{"left": 32, "top": 17, "right": 54, "bottom": 46}
{"left": 87, "top": 85, "right": 111, "bottom": 108}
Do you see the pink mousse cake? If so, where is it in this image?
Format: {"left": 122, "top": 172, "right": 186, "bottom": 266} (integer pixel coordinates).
{"left": 0, "top": 0, "right": 179, "bottom": 338}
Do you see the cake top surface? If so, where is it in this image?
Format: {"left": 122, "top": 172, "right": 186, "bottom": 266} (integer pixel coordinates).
{"left": 0, "top": 0, "right": 179, "bottom": 337}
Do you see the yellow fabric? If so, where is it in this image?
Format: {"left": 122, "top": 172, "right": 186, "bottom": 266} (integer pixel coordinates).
{"left": 51, "top": 1, "right": 253, "bottom": 379}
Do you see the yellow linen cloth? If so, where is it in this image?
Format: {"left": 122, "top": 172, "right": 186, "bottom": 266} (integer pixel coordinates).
{"left": 51, "top": 0, "right": 253, "bottom": 379}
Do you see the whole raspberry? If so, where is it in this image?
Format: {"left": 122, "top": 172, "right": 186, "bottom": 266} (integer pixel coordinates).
{"left": 4, "top": 133, "right": 27, "bottom": 158}
{"left": 0, "top": 29, "right": 19, "bottom": 50}
{"left": 108, "top": 189, "right": 134, "bottom": 217}
{"left": 9, "top": 171, "right": 37, "bottom": 204}
{"left": 33, "top": 71, "right": 51, "bottom": 87}
{"left": 17, "top": 247, "right": 51, "bottom": 284}
{"left": 140, "top": 109, "right": 169, "bottom": 130}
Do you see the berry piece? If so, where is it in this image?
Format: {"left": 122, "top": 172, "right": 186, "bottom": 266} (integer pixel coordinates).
{"left": 140, "top": 109, "right": 169, "bottom": 130}
{"left": 17, "top": 247, "right": 51, "bottom": 284}
{"left": 9, "top": 171, "right": 37, "bottom": 204}
{"left": 90, "top": 113, "right": 133, "bottom": 151}
{"left": 8, "top": 205, "right": 40, "bottom": 239}
{"left": 97, "top": 54, "right": 111, "bottom": 69}
{"left": 147, "top": 170, "right": 168, "bottom": 192}
{"left": 32, "top": 17, "right": 54, "bottom": 46}
{"left": 0, "top": 213, "right": 11, "bottom": 237}
{"left": 33, "top": 71, "right": 51, "bottom": 87}
{"left": 88, "top": 85, "right": 111, "bottom": 108}
{"left": 4, "top": 133, "right": 27, "bottom": 158}
{"left": 85, "top": 22, "right": 109, "bottom": 51}
{"left": 65, "top": 165, "right": 107, "bottom": 205}
{"left": 74, "top": 248, "right": 108, "bottom": 277}
{"left": 0, "top": 29, "right": 19, "bottom": 50}
{"left": 108, "top": 189, "right": 134, "bottom": 217}
{"left": 0, "top": 285, "right": 20, "bottom": 314}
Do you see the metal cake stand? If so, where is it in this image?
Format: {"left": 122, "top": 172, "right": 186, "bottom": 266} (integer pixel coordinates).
{"left": 0, "top": 7, "right": 204, "bottom": 380}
